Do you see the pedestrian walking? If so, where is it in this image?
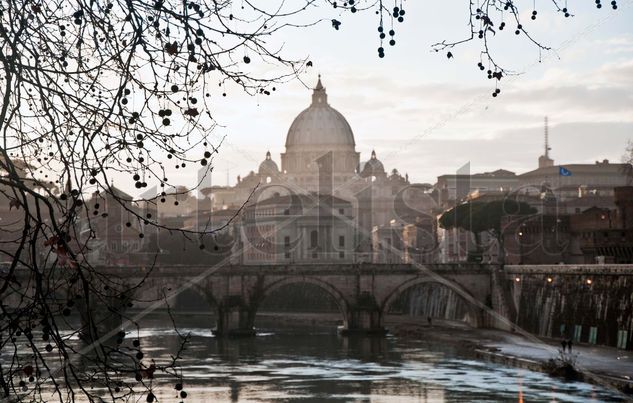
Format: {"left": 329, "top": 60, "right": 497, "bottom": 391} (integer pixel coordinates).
{"left": 561, "top": 340, "right": 567, "bottom": 353}
{"left": 567, "top": 339, "right": 573, "bottom": 353}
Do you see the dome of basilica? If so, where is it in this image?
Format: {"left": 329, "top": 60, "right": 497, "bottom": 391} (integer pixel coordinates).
{"left": 358, "top": 150, "right": 386, "bottom": 178}
{"left": 285, "top": 76, "right": 355, "bottom": 149}
{"left": 258, "top": 151, "right": 279, "bottom": 175}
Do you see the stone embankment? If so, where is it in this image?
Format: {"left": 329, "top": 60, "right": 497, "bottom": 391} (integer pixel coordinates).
{"left": 389, "top": 321, "right": 633, "bottom": 397}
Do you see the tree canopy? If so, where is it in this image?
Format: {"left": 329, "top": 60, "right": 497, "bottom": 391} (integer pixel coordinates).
{"left": 439, "top": 199, "right": 537, "bottom": 238}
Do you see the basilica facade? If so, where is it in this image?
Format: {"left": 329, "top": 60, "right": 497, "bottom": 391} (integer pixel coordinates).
{"left": 204, "top": 77, "right": 437, "bottom": 264}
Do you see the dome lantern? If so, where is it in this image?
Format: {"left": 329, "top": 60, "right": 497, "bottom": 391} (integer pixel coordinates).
{"left": 312, "top": 74, "right": 328, "bottom": 105}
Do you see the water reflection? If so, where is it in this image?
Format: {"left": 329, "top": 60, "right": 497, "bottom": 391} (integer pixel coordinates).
{"left": 124, "top": 315, "right": 623, "bottom": 403}
{"left": 12, "top": 314, "right": 624, "bottom": 402}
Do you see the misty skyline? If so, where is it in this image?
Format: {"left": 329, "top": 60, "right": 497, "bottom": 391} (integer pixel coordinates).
{"left": 111, "top": 2, "right": 633, "bottom": 194}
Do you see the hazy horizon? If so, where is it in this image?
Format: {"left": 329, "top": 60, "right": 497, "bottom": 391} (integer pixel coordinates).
{"left": 108, "top": 2, "right": 633, "bottom": 195}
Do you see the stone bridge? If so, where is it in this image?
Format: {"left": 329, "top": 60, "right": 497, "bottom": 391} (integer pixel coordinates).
{"left": 122, "top": 263, "right": 494, "bottom": 336}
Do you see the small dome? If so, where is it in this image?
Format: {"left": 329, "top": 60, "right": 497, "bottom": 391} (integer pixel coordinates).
{"left": 358, "top": 150, "right": 385, "bottom": 178}
{"left": 285, "top": 76, "right": 355, "bottom": 148}
{"left": 258, "top": 151, "right": 279, "bottom": 175}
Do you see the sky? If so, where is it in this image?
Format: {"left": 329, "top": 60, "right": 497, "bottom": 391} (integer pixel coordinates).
{"left": 124, "top": 1, "right": 633, "bottom": 193}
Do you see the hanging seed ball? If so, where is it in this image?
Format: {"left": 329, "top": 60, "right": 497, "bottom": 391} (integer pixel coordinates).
{"left": 243, "top": 56, "right": 251, "bottom": 64}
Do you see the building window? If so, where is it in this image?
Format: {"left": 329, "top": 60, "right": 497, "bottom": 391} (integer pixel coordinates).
{"left": 284, "top": 252, "right": 290, "bottom": 259}
{"left": 339, "top": 251, "right": 345, "bottom": 259}
{"left": 312, "top": 252, "right": 318, "bottom": 259}
{"left": 339, "top": 235, "right": 345, "bottom": 248}
{"left": 310, "top": 230, "right": 318, "bottom": 248}
{"left": 284, "top": 209, "right": 290, "bottom": 215}
{"left": 339, "top": 208, "right": 344, "bottom": 215}
{"left": 284, "top": 236, "right": 290, "bottom": 247}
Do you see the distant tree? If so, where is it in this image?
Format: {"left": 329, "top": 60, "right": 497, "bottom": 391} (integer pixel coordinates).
{"left": 621, "top": 140, "right": 633, "bottom": 182}
{"left": 439, "top": 199, "right": 536, "bottom": 263}
{"left": 624, "top": 140, "right": 633, "bottom": 165}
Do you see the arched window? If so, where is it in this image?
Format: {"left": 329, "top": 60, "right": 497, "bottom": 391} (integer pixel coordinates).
{"left": 310, "top": 230, "right": 318, "bottom": 248}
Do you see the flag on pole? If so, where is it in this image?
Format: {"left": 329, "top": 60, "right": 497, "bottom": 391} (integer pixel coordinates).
{"left": 559, "top": 166, "right": 572, "bottom": 176}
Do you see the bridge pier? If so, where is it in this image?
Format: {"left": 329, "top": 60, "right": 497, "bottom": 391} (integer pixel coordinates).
{"left": 339, "top": 292, "right": 387, "bottom": 336}
{"left": 213, "top": 296, "right": 256, "bottom": 337}
{"left": 77, "top": 288, "right": 128, "bottom": 359}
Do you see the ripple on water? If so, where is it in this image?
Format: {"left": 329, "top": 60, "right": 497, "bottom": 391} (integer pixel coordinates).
{"left": 15, "top": 325, "right": 624, "bottom": 402}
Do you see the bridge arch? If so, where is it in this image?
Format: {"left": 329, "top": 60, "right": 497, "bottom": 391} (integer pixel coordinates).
{"left": 149, "top": 279, "right": 218, "bottom": 312}
{"left": 254, "top": 276, "right": 350, "bottom": 326}
{"left": 381, "top": 277, "right": 483, "bottom": 327}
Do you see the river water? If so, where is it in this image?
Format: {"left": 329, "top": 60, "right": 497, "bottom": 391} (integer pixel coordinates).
{"left": 109, "top": 315, "right": 623, "bottom": 403}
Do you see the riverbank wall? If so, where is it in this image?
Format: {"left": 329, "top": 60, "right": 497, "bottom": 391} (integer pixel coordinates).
{"left": 502, "top": 264, "right": 633, "bottom": 351}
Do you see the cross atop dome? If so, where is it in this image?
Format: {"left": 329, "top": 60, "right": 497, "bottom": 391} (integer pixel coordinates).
{"left": 312, "top": 75, "right": 327, "bottom": 105}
